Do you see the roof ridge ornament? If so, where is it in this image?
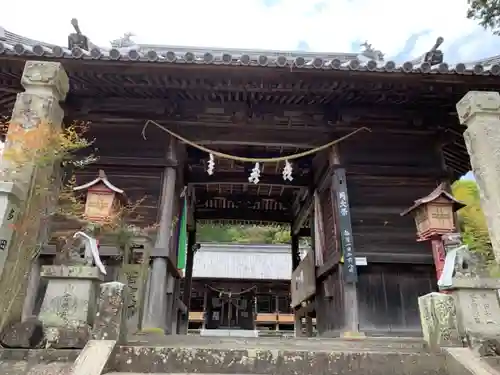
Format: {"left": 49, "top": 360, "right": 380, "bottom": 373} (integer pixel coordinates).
{"left": 360, "top": 41, "right": 384, "bottom": 61}
{"left": 68, "top": 18, "right": 89, "bottom": 51}
{"left": 110, "top": 32, "right": 136, "bottom": 49}
{"left": 411, "top": 36, "right": 444, "bottom": 66}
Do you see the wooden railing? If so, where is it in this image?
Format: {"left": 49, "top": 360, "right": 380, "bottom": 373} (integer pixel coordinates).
{"left": 188, "top": 312, "right": 298, "bottom": 324}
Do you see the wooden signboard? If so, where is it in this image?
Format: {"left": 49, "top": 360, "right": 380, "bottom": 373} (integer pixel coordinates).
{"left": 333, "top": 168, "right": 358, "bottom": 283}
{"left": 291, "top": 250, "right": 316, "bottom": 308}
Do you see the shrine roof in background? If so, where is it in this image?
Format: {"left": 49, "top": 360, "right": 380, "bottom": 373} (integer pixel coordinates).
{"left": 192, "top": 243, "right": 305, "bottom": 280}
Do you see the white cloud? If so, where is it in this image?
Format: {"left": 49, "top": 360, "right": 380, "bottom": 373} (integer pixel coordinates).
{"left": 0, "top": 0, "right": 495, "bottom": 61}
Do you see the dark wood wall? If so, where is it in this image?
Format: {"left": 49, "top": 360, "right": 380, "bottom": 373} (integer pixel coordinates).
{"left": 341, "top": 130, "right": 444, "bottom": 261}
{"left": 357, "top": 264, "right": 436, "bottom": 335}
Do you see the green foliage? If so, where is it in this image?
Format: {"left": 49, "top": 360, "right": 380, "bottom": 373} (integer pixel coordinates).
{"left": 196, "top": 224, "right": 291, "bottom": 244}
{"left": 467, "top": 0, "right": 500, "bottom": 34}
{"left": 452, "top": 179, "right": 493, "bottom": 261}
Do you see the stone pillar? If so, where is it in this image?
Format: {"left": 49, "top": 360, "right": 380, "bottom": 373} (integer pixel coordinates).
{"left": 0, "top": 61, "right": 68, "bottom": 328}
{"left": 456, "top": 91, "right": 500, "bottom": 262}
{"left": 21, "top": 257, "right": 41, "bottom": 321}
{"left": 143, "top": 138, "right": 178, "bottom": 332}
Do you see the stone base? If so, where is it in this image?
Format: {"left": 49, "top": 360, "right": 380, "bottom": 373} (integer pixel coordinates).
{"left": 467, "top": 330, "right": 500, "bottom": 357}
{"left": 0, "top": 317, "right": 45, "bottom": 349}
{"left": 200, "top": 329, "right": 259, "bottom": 338}
{"left": 44, "top": 325, "right": 91, "bottom": 349}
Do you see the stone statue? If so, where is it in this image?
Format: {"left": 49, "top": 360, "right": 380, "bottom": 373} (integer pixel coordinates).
{"left": 360, "top": 41, "right": 384, "bottom": 61}
{"left": 110, "top": 33, "right": 136, "bottom": 49}
{"left": 54, "top": 236, "right": 87, "bottom": 266}
{"left": 73, "top": 232, "right": 107, "bottom": 275}
{"left": 438, "top": 244, "right": 478, "bottom": 288}
{"left": 54, "top": 232, "right": 106, "bottom": 275}
{"left": 68, "top": 18, "right": 89, "bottom": 50}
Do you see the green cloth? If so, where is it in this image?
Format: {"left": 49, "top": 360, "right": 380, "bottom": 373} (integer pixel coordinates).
{"left": 177, "top": 196, "right": 188, "bottom": 271}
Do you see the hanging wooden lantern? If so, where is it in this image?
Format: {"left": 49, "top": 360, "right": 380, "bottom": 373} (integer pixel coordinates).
{"left": 400, "top": 183, "right": 465, "bottom": 240}
{"left": 73, "top": 170, "right": 126, "bottom": 223}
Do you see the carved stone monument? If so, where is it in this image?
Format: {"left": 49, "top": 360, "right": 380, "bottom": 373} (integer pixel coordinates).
{"left": 118, "top": 234, "right": 152, "bottom": 333}
{"left": 37, "top": 233, "right": 106, "bottom": 348}
{"left": 418, "top": 292, "right": 460, "bottom": 351}
{"left": 92, "top": 281, "right": 128, "bottom": 342}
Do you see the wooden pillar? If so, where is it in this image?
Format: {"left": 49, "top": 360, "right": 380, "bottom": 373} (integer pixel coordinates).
{"left": 332, "top": 168, "right": 362, "bottom": 337}
{"left": 180, "top": 229, "right": 196, "bottom": 334}
{"left": 291, "top": 234, "right": 300, "bottom": 271}
{"left": 275, "top": 294, "right": 279, "bottom": 330}
{"left": 291, "top": 232, "right": 302, "bottom": 335}
{"left": 143, "top": 137, "right": 178, "bottom": 332}
{"left": 202, "top": 286, "right": 208, "bottom": 330}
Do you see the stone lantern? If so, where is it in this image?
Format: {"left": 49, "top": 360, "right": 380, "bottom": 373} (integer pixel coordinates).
{"left": 401, "top": 183, "right": 465, "bottom": 282}
{"left": 73, "top": 169, "right": 126, "bottom": 223}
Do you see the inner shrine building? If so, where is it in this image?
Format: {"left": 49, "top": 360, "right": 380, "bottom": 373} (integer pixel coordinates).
{"left": 0, "top": 25, "right": 492, "bottom": 337}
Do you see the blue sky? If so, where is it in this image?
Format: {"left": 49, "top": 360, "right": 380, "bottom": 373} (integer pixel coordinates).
{"left": 1, "top": 0, "right": 499, "bottom": 63}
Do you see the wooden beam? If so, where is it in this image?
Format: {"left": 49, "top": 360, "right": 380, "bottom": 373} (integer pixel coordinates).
{"left": 195, "top": 191, "right": 294, "bottom": 207}
{"left": 94, "top": 156, "right": 175, "bottom": 168}
{"left": 187, "top": 148, "right": 312, "bottom": 169}
{"left": 346, "top": 164, "right": 448, "bottom": 179}
{"left": 68, "top": 97, "right": 332, "bottom": 118}
{"left": 156, "top": 123, "right": 332, "bottom": 148}
{"left": 195, "top": 208, "right": 292, "bottom": 223}
{"left": 294, "top": 301, "right": 316, "bottom": 317}
{"left": 40, "top": 244, "right": 433, "bottom": 264}
{"left": 188, "top": 171, "right": 308, "bottom": 187}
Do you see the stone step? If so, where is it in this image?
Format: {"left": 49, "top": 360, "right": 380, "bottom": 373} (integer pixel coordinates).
{"left": 445, "top": 348, "right": 500, "bottom": 375}
{"left": 0, "top": 360, "right": 71, "bottom": 375}
{"left": 0, "top": 348, "right": 80, "bottom": 375}
{"left": 127, "top": 334, "right": 428, "bottom": 352}
{"left": 109, "top": 338, "right": 447, "bottom": 375}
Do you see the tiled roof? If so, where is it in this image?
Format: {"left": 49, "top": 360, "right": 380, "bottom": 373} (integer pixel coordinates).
{"left": 1, "top": 27, "right": 499, "bottom": 76}
{"left": 192, "top": 243, "right": 307, "bottom": 280}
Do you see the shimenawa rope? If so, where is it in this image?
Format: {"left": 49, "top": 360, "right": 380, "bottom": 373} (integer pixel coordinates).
{"left": 142, "top": 120, "right": 371, "bottom": 163}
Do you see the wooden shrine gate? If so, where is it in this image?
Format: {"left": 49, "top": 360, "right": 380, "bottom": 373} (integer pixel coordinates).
{"left": 0, "top": 28, "right": 468, "bottom": 336}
